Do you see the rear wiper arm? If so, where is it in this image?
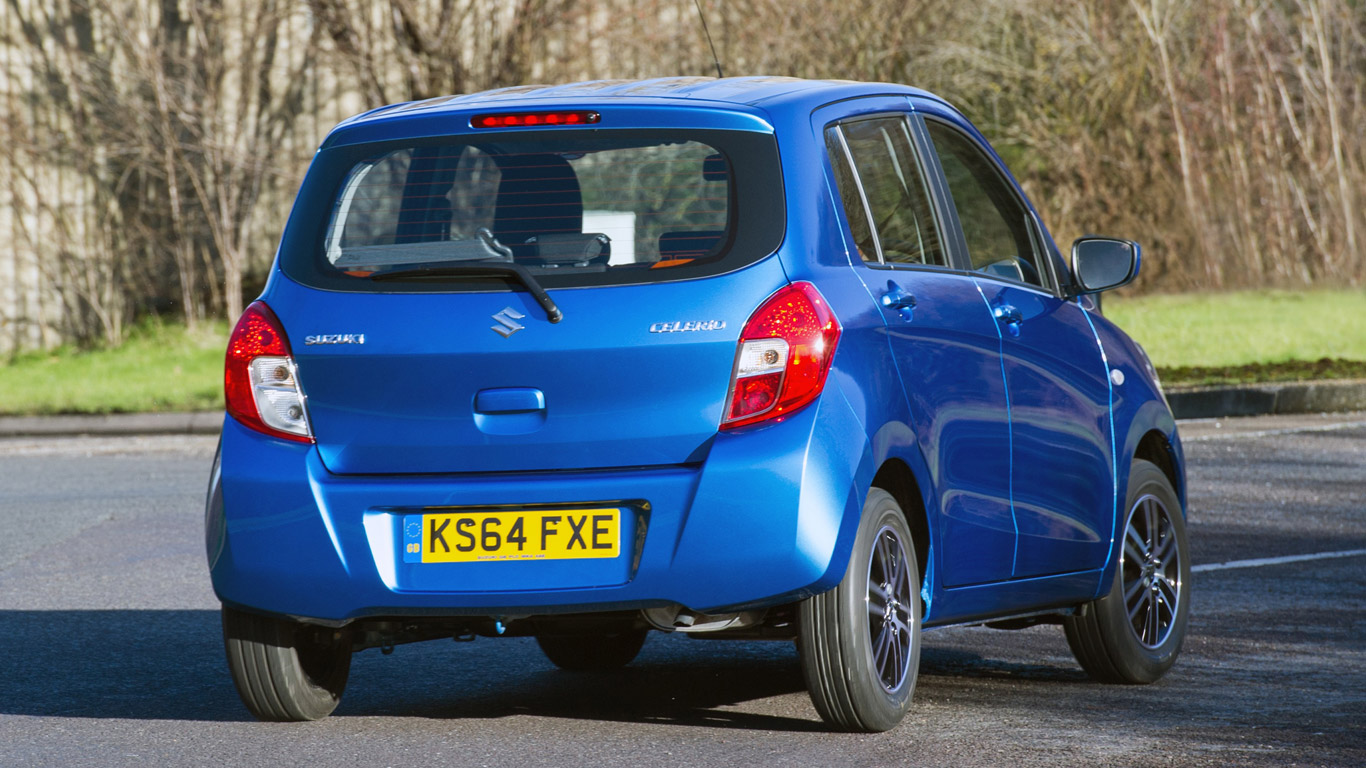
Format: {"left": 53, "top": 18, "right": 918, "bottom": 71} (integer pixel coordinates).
{"left": 370, "top": 263, "right": 563, "bottom": 324}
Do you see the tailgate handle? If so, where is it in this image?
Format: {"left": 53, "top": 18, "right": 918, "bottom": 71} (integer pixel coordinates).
{"left": 474, "top": 388, "right": 546, "bottom": 414}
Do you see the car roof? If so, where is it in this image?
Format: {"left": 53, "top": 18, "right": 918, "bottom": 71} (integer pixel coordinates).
{"left": 332, "top": 76, "right": 953, "bottom": 136}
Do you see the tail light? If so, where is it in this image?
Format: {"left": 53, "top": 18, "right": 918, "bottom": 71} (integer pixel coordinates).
{"left": 721, "top": 282, "right": 841, "bottom": 430}
{"left": 225, "top": 301, "right": 314, "bottom": 443}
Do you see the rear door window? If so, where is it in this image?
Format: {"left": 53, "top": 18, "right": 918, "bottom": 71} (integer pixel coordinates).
{"left": 826, "top": 116, "right": 946, "bottom": 268}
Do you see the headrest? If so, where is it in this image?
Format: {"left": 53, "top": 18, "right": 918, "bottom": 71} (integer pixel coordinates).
{"left": 492, "top": 154, "right": 583, "bottom": 255}
{"left": 703, "top": 153, "right": 728, "bottom": 182}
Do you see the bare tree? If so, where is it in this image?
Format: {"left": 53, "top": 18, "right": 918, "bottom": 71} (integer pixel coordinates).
{"left": 308, "top": 0, "right": 580, "bottom": 103}
{"left": 1, "top": 0, "right": 1363, "bottom": 353}
{"left": 0, "top": 0, "right": 321, "bottom": 342}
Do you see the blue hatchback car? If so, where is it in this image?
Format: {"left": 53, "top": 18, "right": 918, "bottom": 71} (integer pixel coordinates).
{"left": 208, "top": 77, "right": 1189, "bottom": 731}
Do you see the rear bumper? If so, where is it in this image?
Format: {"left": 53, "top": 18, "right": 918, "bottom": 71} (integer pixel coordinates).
{"left": 208, "top": 384, "right": 871, "bottom": 624}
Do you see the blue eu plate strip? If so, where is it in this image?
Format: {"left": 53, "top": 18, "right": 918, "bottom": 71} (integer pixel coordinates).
{"left": 402, "top": 514, "right": 423, "bottom": 563}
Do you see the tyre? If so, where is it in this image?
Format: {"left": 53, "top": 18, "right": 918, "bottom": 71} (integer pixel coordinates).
{"left": 1065, "top": 459, "right": 1190, "bottom": 684}
{"left": 798, "top": 488, "right": 921, "bottom": 732}
{"left": 535, "top": 629, "right": 649, "bottom": 670}
{"left": 222, "top": 606, "right": 353, "bottom": 721}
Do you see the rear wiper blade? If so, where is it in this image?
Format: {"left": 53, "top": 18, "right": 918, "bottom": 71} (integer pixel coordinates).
{"left": 370, "top": 263, "right": 563, "bottom": 324}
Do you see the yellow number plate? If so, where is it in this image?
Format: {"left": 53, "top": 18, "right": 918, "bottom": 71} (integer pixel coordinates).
{"left": 403, "top": 509, "right": 620, "bottom": 563}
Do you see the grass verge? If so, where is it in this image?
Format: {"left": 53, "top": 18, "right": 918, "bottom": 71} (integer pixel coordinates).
{"left": 0, "top": 319, "right": 227, "bottom": 415}
{"left": 1105, "top": 289, "right": 1366, "bottom": 370}
{"left": 1157, "top": 358, "right": 1366, "bottom": 388}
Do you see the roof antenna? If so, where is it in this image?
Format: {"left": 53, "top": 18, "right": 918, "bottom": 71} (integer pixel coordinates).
{"left": 692, "top": 0, "right": 725, "bottom": 79}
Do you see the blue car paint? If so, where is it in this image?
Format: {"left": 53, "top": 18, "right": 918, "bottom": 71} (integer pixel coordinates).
{"left": 979, "top": 279, "right": 1115, "bottom": 579}
{"left": 793, "top": 92, "right": 1122, "bottom": 621}
{"left": 881, "top": 269, "right": 1020, "bottom": 590}
{"left": 906, "top": 96, "right": 1127, "bottom": 592}
{"left": 212, "top": 373, "right": 869, "bottom": 620}
{"left": 321, "top": 101, "right": 778, "bottom": 150}
{"left": 799, "top": 98, "right": 1019, "bottom": 591}
{"left": 268, "top": 257, "right": 791, "bottom": 474}
{"left": 211, "top": 77, "right": 1182, "bottom": 631}
{"left": 1088, "top": 307, "right": 1188, "bottom": 559}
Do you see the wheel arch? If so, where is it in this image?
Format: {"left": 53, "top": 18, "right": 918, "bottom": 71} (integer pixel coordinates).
{"left": 1134, "top": 429, "right": 1182, "bottom": 509}
{"left": 1116, "top": 398, "right": 1187, "bottom": 517}
{"left": 870, "top": 458, "right": 930, "bottom": 597}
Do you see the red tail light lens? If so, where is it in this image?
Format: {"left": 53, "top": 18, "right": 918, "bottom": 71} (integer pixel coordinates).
{"left": 225, "top": 301, "right": 314, "bottom": 443}
{"left": 471, "top": 111, "right": 601, "bottom": 129}
{"left": 721, "top": 282, "right": 841, "bottom": 429}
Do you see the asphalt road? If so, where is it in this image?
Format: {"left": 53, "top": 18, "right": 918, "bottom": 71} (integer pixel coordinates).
{"left": 0, "top": 414, "right": 1362, "bottom": 767}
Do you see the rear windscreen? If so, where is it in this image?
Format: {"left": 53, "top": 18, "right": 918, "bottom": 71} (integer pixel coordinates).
{"left": 280, "top": 129, "right": 784, "bottom": 291}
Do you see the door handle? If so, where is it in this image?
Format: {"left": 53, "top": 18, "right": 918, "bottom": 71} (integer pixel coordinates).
{"left": 881, "top": 280, "right": 917, "bottom": 319}
{"left": 474, "top": 387, "right": 546, "bottom": 414}
{"left": 993, "top": 303, "right": 1022, "bottom": 337}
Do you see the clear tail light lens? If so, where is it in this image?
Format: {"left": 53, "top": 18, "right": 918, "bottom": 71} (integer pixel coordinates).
{"left": 225, "top": 301, "right": 314, "bottom": 443}
{"left": 721, "top": 282, "right": 841, "bottom": 429}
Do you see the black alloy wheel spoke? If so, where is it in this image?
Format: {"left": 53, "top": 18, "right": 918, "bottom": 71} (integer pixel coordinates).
{"left": 1120, "top": 494, "right": 1183, "bottom": 649}
{"left": 866, "top": 526, "right": 915, "bottom": 693}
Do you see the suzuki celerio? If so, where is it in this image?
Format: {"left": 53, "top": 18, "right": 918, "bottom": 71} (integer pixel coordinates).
{"left": 208, "top": 77, "right": 1189, "bottom": 731}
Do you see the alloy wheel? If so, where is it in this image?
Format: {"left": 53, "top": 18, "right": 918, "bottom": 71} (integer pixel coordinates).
{"left": 865, "top": 524, "right": 916, "bottom": 692}
{"left": 1121, "top": 494, "right": 1183, "bottom": 648}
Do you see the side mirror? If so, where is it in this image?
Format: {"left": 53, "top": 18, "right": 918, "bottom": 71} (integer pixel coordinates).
{"left": 1071, "top": 236, "right": 1140, "bottom": 294}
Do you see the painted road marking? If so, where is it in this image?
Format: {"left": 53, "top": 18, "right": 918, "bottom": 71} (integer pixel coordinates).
{"left": 1193, "top": 548, "right": 1366, "bottom": 573}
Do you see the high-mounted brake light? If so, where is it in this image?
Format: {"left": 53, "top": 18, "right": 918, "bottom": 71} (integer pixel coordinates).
{"left": 471, "top": 111, "right": 601, "bottom": 129}
{"left": 721, "top": 282, "right": 841, "bottom": 430}
{"left": 225, "top": 301, "right": 314, "bottom": 443}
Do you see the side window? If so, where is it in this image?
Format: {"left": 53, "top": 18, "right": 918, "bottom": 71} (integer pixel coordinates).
{"left": 925, "top": 120, "right": 1047, "bottom": 288}
{"left": 826, "top": 117, "right": 946, "bottom": 267}
{"left": 825, "top": 128, "right": 877, "bottom": 262}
